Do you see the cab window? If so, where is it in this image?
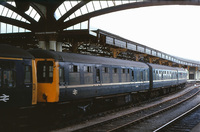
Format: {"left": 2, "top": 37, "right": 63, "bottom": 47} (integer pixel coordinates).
{"left": 37, "top": 61, "right": 53, "bottom": 83}
{"left": 0, "top": 61, "right": 16, "bottom": 88}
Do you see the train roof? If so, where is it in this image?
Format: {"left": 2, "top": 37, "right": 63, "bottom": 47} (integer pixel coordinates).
{"left": 28, "top": 49, "right": 148, "bottom": 68}
{"left": 148, "top": 63, "right": 186, "bottom": 71}
{"left": 0, "top": 44, "right": 34, "bottom": 59}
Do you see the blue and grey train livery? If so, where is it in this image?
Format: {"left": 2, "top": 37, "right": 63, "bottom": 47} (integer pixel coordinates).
{"left": 29, "top": 49, "right": 187, "bottom": 103}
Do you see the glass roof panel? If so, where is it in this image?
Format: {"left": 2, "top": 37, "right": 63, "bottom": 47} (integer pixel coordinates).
{"left": 93, "top": 1, "right": 101, "bottom": 10}
{"left": 21, "top": 18, "right": 26, "bottom": 22}
{"left": 100, "top": 1, "right": 109, "bottom": 9}
{"left": 63, "top": 1, "right": 71, "bottom": 11}
{"left": 122, "top": 1, "right": 130, "bottom": 4}
{"left": 80, "top": 5, "right": 88, "bottom": 15}
{"left": 25, "top": 29, "right": 31, "bottom": 32}
{"left": 58, "top": 3, "right": 66, "bottom": 16}
{"left": 70, "top": 1, "right": 78, "bottom": 7}
{"left": 86, "top": 2, "right": 95, "bottom": 12}
{"left": 7, "top": 2, "right": 16, "bottom": 7}
{"left": 64, "top": 17, "right": 70, "bottom": 22}
{"left": 0, "top": 22, "right": 6, "bottom": 33}
{"left": 0, "top": 22, "right": 31, "bottom": 33}
{"left": 25, "top": 6, "right": 41, "bottom": 22}
{"left": 29, "top": 8, "right": 37, "bottom": 18}
{"left": 115, "top": 1, "right": 123, "bottom": 5}
{"left": 16, "top": 15, "right": 22, "bottom": 21}
{"left": 107, "top": 1, "right": 115, "bottom": 7}
{"left": 13, "top": 25, "right": 18, "bottom": 33}
{"left": 74, "top": 9, "right": 82, "bottom": 17}
{"left": 2, "top": 7, "right": 8, "bottom": 16}
{"left": 54, "top": 9, "right": 61, "bottom": 20}
{"left": 69, "top": 13, "right": 75, "bottom": 19}
{"left": 81, "top": 21, "right": 88, "bottom": 29}
{"left": 10, "top": 12, "right": 17, "bottom": 19}
{"left": 6, "top": 9, "right": 13, "bottom": 18}
{"left": 19, "top": 27, "right": 25, "bottom": 32}
{"left": 7, "top": 24, "right": 12, "bottom": 33}
{"left": 34, "top": 13, "right": 40, "bottom": 22}
{"left": 0, "top": 5, "right": 3, "bottom": 15}
{"left": 74, "top": 23, "right": 80, "bottom": 30}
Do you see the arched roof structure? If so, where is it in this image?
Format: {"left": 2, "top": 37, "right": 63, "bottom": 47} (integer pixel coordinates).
{"left": 1, "top": 0, "right": 200, "bottom": 67}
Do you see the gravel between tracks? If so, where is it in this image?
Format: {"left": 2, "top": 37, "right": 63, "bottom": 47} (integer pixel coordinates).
{"left": 126, "top": 91, "right": 200, "bottom": 132}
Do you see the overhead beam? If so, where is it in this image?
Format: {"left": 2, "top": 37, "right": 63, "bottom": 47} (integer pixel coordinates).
{"left": 0, "top": 16, "right": 32, "bottom": 30}
{"left": 60, "top": 1, "right": 200, "bottom": 29}
{"left": 58, "top": 0, "right": 91, "bottom": 23}
{"left": 0, "top": 2, "right": 37, "bottom": 24}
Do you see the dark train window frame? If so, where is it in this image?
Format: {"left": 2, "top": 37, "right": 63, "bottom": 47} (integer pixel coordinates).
{"left": 113, "top": 68, "right": 118, "bottom": 74}
{"left": 69, "top": 65, "right": 80, "bottom": 73}
{"left": 131, "top": 70, "right": 134, "bottom": 81}
{"left": 0, "top": 61, "right": 16, "bottom": 88}
{"left": 84, "top": 66, "right": 92, "bottom": 73}
{"left": 96, "top": 68, "right": 101, "bottom": 82}
{"left": 37, "top": 61, "right": 53, "bottom": 83}
{"left": 24, "top": 65, "right": 32, "bottom": 83}
{"left": 122, "top": 68, "right": 126, "bottom": 74}
{"left": 103, "top": 67, "right": 109, "bottom": 73}
{"left": 59, "top": 67, "right": 65, "bottom": 84}
{"left": 140, "top": 70, "right": 144, "bottom": 81}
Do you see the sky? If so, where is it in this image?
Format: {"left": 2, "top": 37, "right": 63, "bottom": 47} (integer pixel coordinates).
{"left": 90, "top": 5, "right": 200, "bottom": 61}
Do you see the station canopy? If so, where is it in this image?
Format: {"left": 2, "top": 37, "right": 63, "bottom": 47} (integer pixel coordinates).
{"left": 1, "top": 0, "right": 200, "bottom": 67}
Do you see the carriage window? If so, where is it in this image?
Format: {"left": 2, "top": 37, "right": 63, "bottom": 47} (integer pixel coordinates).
{"left": 96, "top": 68, "right": 100, "bottom": 82}
{"left": 104, "top": 67, "right": 109, "bottom": 73}
{"left": 3, "top": 70, "right": 16, "bottom": 88}
{"left": 131, "top": 70, "right": 134, "bottom": 80}
{"left": 69, "top": 65, "right": 79, "bottom": 72}
{"left": 59, "top": 67, "right": 65, "bottom": 83}
{"left": 0, "top": 61, "right": 16, "bottom": 88}
{"left": 37, "top": 61, "right": 53, "bottom": 83}
{"left": 140, "top": 71, "right": 143, "bottom": 81}
{"left": 24, "top": 66, "right": 31, "bottom": 83}
{"left": 144, "top": 70, "right": 148, "bottom": 81}
{"left": 84, "top": 66, "right": 92, "bottom": 73}
{"left": 113, "top": 68, "right": 118, "bottom": 74}
{"left": 122, "top": 69, "right": 126, "bottom": 74}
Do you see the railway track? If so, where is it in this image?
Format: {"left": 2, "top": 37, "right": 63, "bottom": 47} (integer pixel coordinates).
{"left": 154, "top": 103, "right": 200, "bottom": 132}
{"left": 0, "top": 84, "right": 198, "bottom": 132}
{"left": 60, "top": 86, "right": 200, "bottom": 132}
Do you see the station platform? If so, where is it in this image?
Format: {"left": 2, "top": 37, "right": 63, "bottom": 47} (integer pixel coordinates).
{"left": 191, "top": 123, "right": 200, "bottom": 132}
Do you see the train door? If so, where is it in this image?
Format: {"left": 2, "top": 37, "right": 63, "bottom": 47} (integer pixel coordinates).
{"left": 95, "top": 66, "right": 101, "bottom": 84}
{"left": 21, "top": 60, "right": 34, "bottom": 105}
{"left": 130, "top": 69, "right": 134, "bottom": 82}
{"left": 36, "top": 59, "right": 59, "bottom": 102}
{"left": 140, "top": 69, "right": 144, "bottom": 90}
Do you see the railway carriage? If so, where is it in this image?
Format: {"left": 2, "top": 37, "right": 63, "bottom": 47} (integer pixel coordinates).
{"left": 148, "top": 63, "right": 187, "bottom": 91}
{"left": 177, "top": 68, "right": 187, "bottom": 86}
{"left": 29, "top": 49, "right": 187, "bottom": 105}
{"left": 0, "top": 44, "right": 37, "bottom": 107}
{"left": 149, "top": 63, "right": 179, "bottom": 89}
{"left": 29, "top": 49, "right": 150, "bottom": 103}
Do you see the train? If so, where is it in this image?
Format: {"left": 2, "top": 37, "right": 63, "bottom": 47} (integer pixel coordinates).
{"left": 0, "top": 44, "right": 37, "bottom": 107}
{"left": 0, "top": 44, "right": 188, "bottom": 108}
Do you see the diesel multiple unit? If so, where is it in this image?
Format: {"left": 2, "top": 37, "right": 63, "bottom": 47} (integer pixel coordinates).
{"left": 0, "top": 44, "right": 188, "bottom": 107}
{"left": 29, "top": 49, "right": 187, "bottom": 103}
